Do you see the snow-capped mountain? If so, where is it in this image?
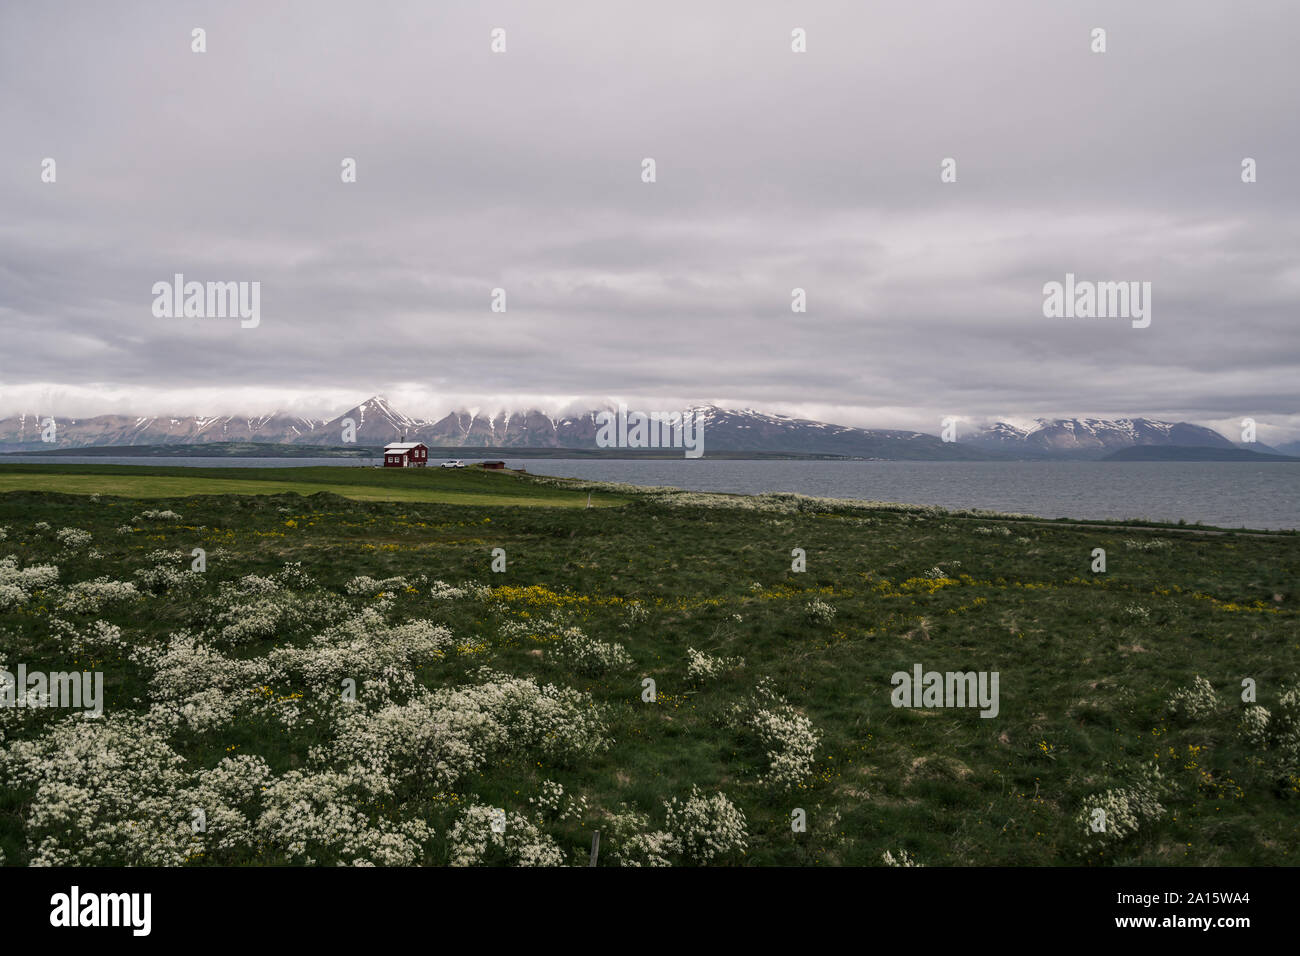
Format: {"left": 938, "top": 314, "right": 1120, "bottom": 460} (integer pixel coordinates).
{"left": 0, "top": 411, "right": 322, "bottom": 450}
{"left": 0, "top": 398, "right": 1251, "bottom": 460}
{"left": 673, "top": 406, "right": 973, "bottom": 458}
{"left": 417, "top": 409, "right": 601, "bottom": 448}
{"left": 963, "top": 418, "right": 1238, "bottom": 459}
{"left": 310, "top": 402, "right": 981, "bottom": 457}
{"left": 317, "top": 396, "right": 420, "bottom": 445}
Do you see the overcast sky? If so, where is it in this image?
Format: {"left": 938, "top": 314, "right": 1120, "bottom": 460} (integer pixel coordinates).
{"left": 1, "top": 1, "right": 1297, "bottom": 441}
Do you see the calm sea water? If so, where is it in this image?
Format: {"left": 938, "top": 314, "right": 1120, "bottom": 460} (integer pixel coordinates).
{"left": 4, "top": 456, "right": 1297, "bottom": 530}
{"left": 505, "top": 459, "right": 1300, "bottom": 530}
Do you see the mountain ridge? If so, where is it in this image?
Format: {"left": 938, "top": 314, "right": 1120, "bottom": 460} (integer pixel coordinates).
{"left": 0, "top": 396, "right": 1275, "bottom": 461}
{"left": 961, "top": 417, "right": 1241, "bottom": 458}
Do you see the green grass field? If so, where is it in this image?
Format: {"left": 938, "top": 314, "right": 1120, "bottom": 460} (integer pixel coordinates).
{"left": 0, "top": 463, "right": 626, "bottom": 508}
{"left": 1, "top": 465, "right": 1297, "bottom": 866}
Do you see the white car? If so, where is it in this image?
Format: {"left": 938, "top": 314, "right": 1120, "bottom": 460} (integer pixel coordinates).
{"left": 440, "top": 459, "right": 465, "bottom": 469}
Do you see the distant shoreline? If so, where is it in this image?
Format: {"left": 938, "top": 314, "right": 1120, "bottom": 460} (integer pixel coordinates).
{"left": 4, "top": 440, "right": 1298, "bottom": 463}
{"left": 0, "top": 442, "right": 853, "bottom": 461}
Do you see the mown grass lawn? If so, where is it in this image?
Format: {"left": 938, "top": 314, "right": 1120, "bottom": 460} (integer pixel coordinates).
{"left": 0, "top": 468, "right": 1297, "bottom": 867}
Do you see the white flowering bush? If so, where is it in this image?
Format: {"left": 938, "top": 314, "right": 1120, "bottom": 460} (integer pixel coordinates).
{"left": 344, "top": 571, "right": 484, "bottom": 601}
{"left": 662, "top": 786, "right": 748, "bottom": 864}
{"left": 551, "top": 631, "right": 634, "bottom": 676}
{"left": 0, "top": 652, "right": 37, "bottom": 745}
{"left": 528, "top": 780, "right": 588, "bottom": 823}
{"left": 312, "top": 671, "right": 609, "bottom": 797}
{"left": 617, "top": 830, "right": 680, "bottom": 867}
{"left": 132, "top": 632, "right": 272, "bottom": 733}
{"left": 602, "top": 789, "right": 748, "bottom": 866}
{"left": 1076, "top": 788, "right": 1160, "bottom": 852}
{"left": 50, "top": 618, "right": 128, "bottom": 655}
{"left": 743, "top": 704, "right": 820, "bottom": 789}
{"left": 804, "top": 598, "right": 836, "bottom": 625}
{"left": 55, "top": 528, "right": 92, "bottom": 551}
{"left": 1075, "top": 763, "right": 1168, "bottom": 856}
{"left": 620, "top": 601, "right": 650, "bottom": 628}
{"left": 0, "top": 584, "right": 23, "bottom": 611}
{"left": 132, "top": 509, "right": 182, "bottom": 523}
{"left": 135, "top": 562, "right": 199, "bottom": 594}
{"left": 730, "top": 679, "right": 820, "bottom": 789}
{"left": 1165, "top": 676, "right": 1221, "bottom": 722}
{"left": 267, "top": 610, "right": 453, "bottom": 693}
{"left": 882, "top": 848, "right": 923, "bottom": 867}
{"left": 0, "top": 707, "right": 436, "bottom": 866}
{"left": 424, "top": 578, "right": 488, "bottom": 601}
{"left": 188, "top": 754, "right": 275, "bottom": 859}
{"left": 55, "top": 577, "right": 139, "bottom": 614}
{"left": 199, "top": 570, "right": 352, "bottom": 646}
{"left": 1275, "top": 685, "right": 1300, "bottom": 758}
{"left": 137, "top": 632, "right": 269, "bottom": 699}
{"left": 253, "top": 769, "right": 433, "bottom": 866}
{"left": 147, "top": 547, "right": 190, "bottom": 563}
{"left": 273, "top": 562, "right": 314, "bottom": 590}
{"left": 133, "top": 549, "right": 205, "bottom": 594}
{"left": 0, "top": 556, "right": 59, "bottom": 609}
{"left": 233, "top": 573, "right": 284, "bottom": 597}
{"left": 1239, "top": 685, "right": 1300, "bottom": 765}
{"left": 0, "top": 715, "right": 196, "bottom": 866}
{"left": 345, "top": 575, "right": 410, "bottom": 597}
{"left": 1124, "top": 604, "right": 1151, "bottom": 621}
{"left": 1124, "top": 538, "right": 1174, "bottom": 552}
{"left": 209, "top": 595, "right": 295, "bottom": 645}
{"left": 685, "top": 647, "right": 744, "bottom": 684}
{"left": 602, "top": 805, "right": 677, "bottom": 867}
{"left": 446, "top": 803, "right": 563, "bottom": 866}
{"left": 1239, "top": 705, "right": 1272, "bottom": 748}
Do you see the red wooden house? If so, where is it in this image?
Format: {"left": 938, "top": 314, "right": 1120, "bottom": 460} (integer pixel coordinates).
{"left": 383, "top": 442, "right": 428, "bottom": 467}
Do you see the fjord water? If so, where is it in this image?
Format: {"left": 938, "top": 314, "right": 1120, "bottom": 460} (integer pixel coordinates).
{"left": 509, "top": 459, "right": 1300, "bottom": 531}
{"left": 4, "top": 457, "right": 1297, "bottom": 530}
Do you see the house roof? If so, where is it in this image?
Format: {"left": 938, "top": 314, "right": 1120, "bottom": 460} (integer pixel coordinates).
{"left": 384, "top": 442, "right": 425, "bottom": 451}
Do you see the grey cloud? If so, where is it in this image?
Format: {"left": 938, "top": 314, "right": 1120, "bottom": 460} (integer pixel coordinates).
{"left": 0, "top": 0, "right": 1296, "bottom": 440}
